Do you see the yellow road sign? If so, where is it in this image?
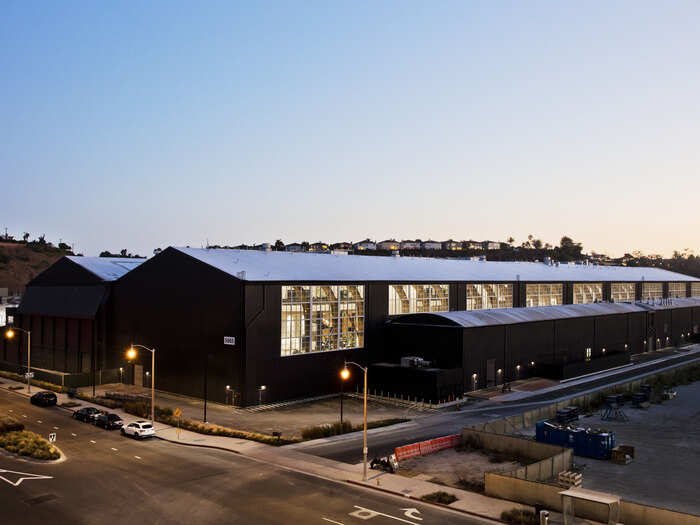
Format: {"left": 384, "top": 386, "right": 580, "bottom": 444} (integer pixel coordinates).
{"left": 174, "top": 408, "right": 182, "bottom": 418}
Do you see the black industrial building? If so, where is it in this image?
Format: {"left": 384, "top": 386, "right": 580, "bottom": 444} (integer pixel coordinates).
{"left": 2, "top": 257, "right": 144, "bottom": 381}
{"left": 6, "top": 247, "right": 700, "bottom": 405}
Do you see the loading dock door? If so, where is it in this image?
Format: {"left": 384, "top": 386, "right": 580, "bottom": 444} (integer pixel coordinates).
{"left": 487, "top": 359, "right": 496, "bottom": 387}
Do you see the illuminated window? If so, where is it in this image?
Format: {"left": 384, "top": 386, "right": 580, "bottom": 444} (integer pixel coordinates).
{"left": 611, "top": 283, "right": 635, "bottom": 303}
{"left": 642, "top": 283, "right": 663, "bottom": 300}
{"left": 573, "top": 283, "right": 603, "bottom": 304}
{"left": 692, "top": 283, "right": 700, "bottom": 298}
{"left": 668, "top": 283, "right": 686, "bottom": 298}
{"left": 465, "top": 284, "right": 513, "bottom": 310}
{"left": 281, "top": 285, "right": 364, "bottom": 356}
{"left": 525, "top": 283, "right": 563, "bottom": 307}
{"left": 388, "top": 284, "right": 449, "bottom": 315}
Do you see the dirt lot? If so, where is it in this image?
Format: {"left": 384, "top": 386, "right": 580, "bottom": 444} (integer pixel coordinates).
{"left": 396, "top": 447, "right": 525, "bottom": 492}
{"left": 523, "top": 381, "right": 700, "bottom": 516}
{"left": 82, "top": 384, "right": 427, "bottom": 438}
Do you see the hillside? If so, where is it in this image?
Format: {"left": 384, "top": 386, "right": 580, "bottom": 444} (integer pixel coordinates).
{"left": 0, "top": 242, "right": 65, "bottom": 294}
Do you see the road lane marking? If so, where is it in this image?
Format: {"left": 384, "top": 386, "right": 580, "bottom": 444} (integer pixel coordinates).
{"left": 111, "top": 448, "right": 118, "bottom": 451}
{"left": 89, "top": 440, "right": 96, "bottom": 444}
{"left": 71, "top": 433, "right": 77, "bottom": 437}
{"left": 349, "top": 506, "right": 420, "bottom": 525}
{"left": 22, "top": 415, "right": 27, "bottom": 418}
{"left": 322, "top": 519, "right": 345, "bottom": 525}
{"left": 0, "top": 469, "right": 53, "bottom": 487}
{"left": 37, "top": 420, "right": 42, "bottom": 424}
{"left": 53, "top": 426, "right": 59, "bottom": 430}
{"left": 134, "top": 456, "right": 141, "bottom": 460}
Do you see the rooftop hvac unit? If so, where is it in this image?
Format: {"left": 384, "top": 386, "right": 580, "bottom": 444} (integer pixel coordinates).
{"left": 400, "top": 356, "right": 432, "bottom": 368}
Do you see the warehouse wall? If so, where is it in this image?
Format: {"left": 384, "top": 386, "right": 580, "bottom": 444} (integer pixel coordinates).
{"left": 111, "top": 248, "right": 244, "bottom": 404}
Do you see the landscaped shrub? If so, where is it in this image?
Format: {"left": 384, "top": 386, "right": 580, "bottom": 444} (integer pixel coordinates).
{"left": 420, "top": 491, "right": 457, "bottom": 504}
{"left": 0, "top": 430, "right": 60, "bottom": 460}
{"left": 0, "top": 370, "right": 67, "bottom": 393}
{"left": 300, "top": 418, "right": 408, "bottom": 440}
{"left": 501, "top": 508, "right": 539, "bottom": 525}
{"left": 123, "top": 401, "right": 173, "bottom": 419}
{"left": 159, "top": 415, "right": 300, "bottom": 446}
{"left": 0, "top": 416, "right": 24, "bottom": 434}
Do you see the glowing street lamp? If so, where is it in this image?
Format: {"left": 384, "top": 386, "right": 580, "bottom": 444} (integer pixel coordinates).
{"left": 126, "top": 344, "right": 156, "bottom": 426}
{"left": 5, "top": 328, "right": 31, "bottom": 393}
{"left": 342, "top": 362, "right": 368, "bottom": 481}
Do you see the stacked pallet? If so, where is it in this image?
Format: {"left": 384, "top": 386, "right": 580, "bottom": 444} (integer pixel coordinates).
{"left": 558, "top": 470, "right": 583, "bottom": 488}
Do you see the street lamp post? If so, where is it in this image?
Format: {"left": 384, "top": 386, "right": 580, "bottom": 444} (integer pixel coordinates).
{"left": 341, "top": 361, "right": 368, "bottom": 481}
{"left": 5, "top": 328, "right": 31, "bottom": 393}
{"left": 126, "top": 344, "right": 156, "bottom": 426}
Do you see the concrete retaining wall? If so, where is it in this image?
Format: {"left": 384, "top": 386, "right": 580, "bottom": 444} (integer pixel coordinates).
{"left": 485, "top": 473, "right": 700, "bottom": 525}
{"left": 461, "top": 428, "right": 573, "bottom": 482}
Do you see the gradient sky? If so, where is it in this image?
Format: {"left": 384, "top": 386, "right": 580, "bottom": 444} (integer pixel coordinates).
{"left": 2, "top": 1, "right": 699, "bottom": 257}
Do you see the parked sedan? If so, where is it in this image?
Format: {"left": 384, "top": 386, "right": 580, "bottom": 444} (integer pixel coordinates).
{"left": 30, "top": 391, "right": 57, "bottom": 407}
{"left": 95, "top": 412, "right": 123, "bottom": 430}
{"left": 72, "top": 406, "right": 101, "bottom": 423}
{"left": 121, "top": 421, "right": 155, "bottom": 439}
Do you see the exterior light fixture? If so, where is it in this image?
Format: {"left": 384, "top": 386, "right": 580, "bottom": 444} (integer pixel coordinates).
{"left": 602, "top": 348, "right": 606, "bottom": 353}
{"left": 126, "top": 347, "right": 137, "bottom": 360}
{"left": 260, "top": 385, "right": 266, "bottom": 391}
{"left": 530, "top": 361, "right": 535, "bottom": 367}
{"left": 340, "top": 368, "right": 350, "bottom": 380}
{"left": 472, "top": 373, "right": 478, "bottom": 379}
{"left": 516, "top": 365, "right": 521, "bottom": 370}
{"left": 226, "top": 385, "right": 230, "bottom": 390}
{"left": 5, "top": 329, "right": 15, "bottom": 339}
{"left": 497, "top": 368, "right": 503, "bottom": 374}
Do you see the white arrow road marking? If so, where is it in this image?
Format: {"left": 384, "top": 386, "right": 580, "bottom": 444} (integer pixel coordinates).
{"left": 0, "top": 469, "right": 53, "bottom": 487}
{"left": 349, "top": 506, "right": 420, "bottom": 525}
{"left": 322, "top": 519, "right": 345, "bottom": 525}
{"left": 71, "top": 433, "right": 77, "bottom": 437}
{"left": 401, "top": 509, "right": 422, "bottom": 520}
{"left": 37, "top": 420, "right": 42, "bottom": 424}
{"left": 53, "top": 426, "right": 59, "bottom": 430}
{"left": 89, "top": 440, "right": 96, "bottom": 444}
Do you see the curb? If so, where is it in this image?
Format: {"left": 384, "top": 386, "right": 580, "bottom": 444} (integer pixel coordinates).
{"left": 344, "top": 479, "right": 507, "bottom": 524}
{"left": 154, "top": 434, "right": 242, "bottom": 455}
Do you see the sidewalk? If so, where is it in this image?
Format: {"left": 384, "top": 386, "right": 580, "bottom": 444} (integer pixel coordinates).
{"left": 0, "top": 375, "right": 529, "bottom": 522}
{"left": 491, "top": 345, "right": 700, "bottom": 402}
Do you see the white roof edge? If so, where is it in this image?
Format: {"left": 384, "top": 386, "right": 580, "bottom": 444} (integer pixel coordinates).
{"left": 172, "top": 247, "right": 700, "bottom": 283}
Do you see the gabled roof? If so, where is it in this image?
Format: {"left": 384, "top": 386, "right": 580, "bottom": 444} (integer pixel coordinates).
{"left": 66, "top": 256, "right": 146, "bottom": 281}
{"left": 173, "top": 247, "right": 699, "bottom": 283}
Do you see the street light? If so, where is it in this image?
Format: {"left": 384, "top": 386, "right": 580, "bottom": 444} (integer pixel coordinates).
{"left": 126, "top": 344, "right": 156, "bottom": 426}
{"left": 339, "top": 367, "right": 351, "bottom": 428}
{"left": 5, "top": 328, "right": 31, "bottom": 393}
{"left": 342, "top": 361, "right": 368, "bottom": 481}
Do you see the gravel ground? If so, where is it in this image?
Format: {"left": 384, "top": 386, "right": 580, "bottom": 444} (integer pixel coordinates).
{"left": 524, "top": 381, "right": 700, "bottom": 515}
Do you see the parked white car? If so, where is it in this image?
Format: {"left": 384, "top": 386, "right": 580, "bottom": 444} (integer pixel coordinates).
{"left": 121, "top": 420, "right": 155, "bottom": 439}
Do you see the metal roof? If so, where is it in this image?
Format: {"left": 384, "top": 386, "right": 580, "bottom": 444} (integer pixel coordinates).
{"left": 66, "top": 256, "right": 146, "bottom": 281}
{"left": 174, "top": 247, "right": 699, "bottom": 283}
{"left": 18, "top": 286, "right": 108, "bottom": 319}
{"left": 392, "top": 297, "right": 700, "bottom": 329}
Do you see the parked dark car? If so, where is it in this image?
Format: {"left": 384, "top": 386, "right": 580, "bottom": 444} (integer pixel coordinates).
{"left": 73, "top": 407, "right": 101, "bottom": 423}
{"left": 95, "top": 412, "right": 123, "bottom": 430}
{"left": 30, "top": 391, "right": 57, "bottom": 407}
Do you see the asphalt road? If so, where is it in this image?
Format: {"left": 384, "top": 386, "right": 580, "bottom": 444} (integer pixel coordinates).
{"left": 296, "top": 349, "right": 700, "bottom": 463}
{"left": 0, "top": 391, "right": 489, "bottom": 525}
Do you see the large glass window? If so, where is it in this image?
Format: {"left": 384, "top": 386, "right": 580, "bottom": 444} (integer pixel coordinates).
{"left": 692, "top": 283, "right": 700, "bottom": 298}
{"left": 611, "top": 283, "right": 635, "bottom": 303}
{"left": 642, "top": 282, "right": 663, "bottom": 300}
{"left": 526, "top": 283, "right": 563, "bottom": 307}
{"left": 388, "top": 284, "right": 449, "bottom": 315}
{"left": 573, "top": 283, "right": 603, "bottom": 304}
{"left": 668, "top": 283, "right": 687, "bottom": 298}
{"left": 466, "top": 284, "right": 513, "bottom": 310}
{"left": 281, "top": 285, "right": 364, "bottom": 356}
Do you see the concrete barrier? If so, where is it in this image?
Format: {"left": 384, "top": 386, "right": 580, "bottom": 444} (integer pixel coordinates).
{"left": 485, "top": 473, "right": 700, "bottom": 525}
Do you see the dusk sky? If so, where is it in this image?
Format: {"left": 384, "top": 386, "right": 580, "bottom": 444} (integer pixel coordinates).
{"left": 2, "top": 1, "right": 699, "bottom": 257}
